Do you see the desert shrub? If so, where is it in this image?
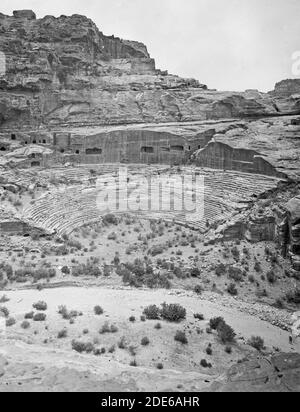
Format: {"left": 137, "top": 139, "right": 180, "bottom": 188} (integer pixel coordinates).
{"left": 24, "top": 311, "right": 34, "bottom": 319}
{"left": 72, "top": 340, "right": 94, "bottom": 353}
{"left": 285, "top": 289, "right": 300, "bottom": 305}
{"left": 0, "top": 306, "right": 9, "bottom": 318}
{"left": 225, "top": 346, "right": 232, "bottom": 354}
{"left": 215, "top": 263, "right": 226, "bottom": 277}
{"left": 73, "top": 263, "right": 101, "bottom": 278}
{"left": 156, "top": 363, "right": 164, "bottom": 370}
{"left": 0, "top": 295, "right": 9, "bottom": 303}
{"left": 21, "top": 320, "right": 30, "bottom": 329}
{"left": 274, "top": 298, "right": 285, "bottom": 309}
{"left": 228, "top": 266, "right": 243, "bottom": 282}
{"left": 94, "top": 306, "right": 104, "bottom": 316}
{"left": 129, "top": 316, "right": 136, "bottom": 323}
{"left": 190, "top": 267, "right": 201, "bottom": 278}
{"left": 108, "top": 232, "right": 117, "bottom": 241}
{"left": 200, "top": 359, "right": 212, "bottom": 368}
{"left": 61, "top": 266, "right": 70, "bottom": 275}
{"left": 227, "top": 283, "right": 238, "bottom": 296}
{"left": 267, "top": 270, "right": 277, "bottom": 284}
{"left": 118, "top": 337, "right": 127, "bottom": 349}
{"left": 141, "top": 337, "right": 150, "bottom": 346}
{"left": 194, "top": 313, "right": 205, "bottom": 321}
{"left": 174, "top": 330, "right": 188, "bottom": 344}
{"left": 194, "top": 285, "right": 203, "bottom": 295}
{"left": 217, "top": 322, "right": 236, "bottom": 344}
{"left": 33, "top": 313, "right": 46, "bottom": 322}
{"left": 231, "top": 246, "right": 240, "bottom": 261}
{"left": 108, "top": 345, "right": 116, "bottom": 353}
{"left": 248, "top": 275, "right": 255, "bottom": 283}
{"left": 140, "top": 315, "right": 146, "bottom": 322}
{"left": 149, "top": 245, "right": 164, "bottom": 257}
{"left": 6, "top": 317, "right": 16, "bottom": 327}
{"left": 209, "top": 317, "right": 226, "bottom": 330}
{"left": 144, "top": 272, "right": 171, "bottom": 289}
{"left": 103, "top": 214, "right": 118, "bottom": 226}
{"left": 206, "top": 346, "right": 213, "bottom": 355}
{"left": 254, "top": 261, "right": 262, "bottom": 272}
{"left": 143, "top": 305, "right": 161, "bottom": 320}
{"left": 248, "top": 336, "right": 265, "bottom": 351}
{"left": 130, "top": 360, "right": 138, "bottom": 367}
{"left": 57, "top": 329, "right": 68, "bottom": 339}
{"left": 160, "top": 303, "right": 186, "bottom": 322}
{"left": 83, "top": 329, "right": 89, "bottom": 335}
{"left": 154, "top": 323, "right": 162, "bottom": 330}
{"left": 99, "top": 322, "right": 111, "bottom": 334}
{"left": 33, "top": 301, "right": 47, "bottom": 311}
{"left": 110, "top": 325, "right": 118, "bottom": 333}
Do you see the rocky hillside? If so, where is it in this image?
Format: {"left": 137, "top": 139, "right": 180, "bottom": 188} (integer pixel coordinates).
{"left": 0, "top": 10, "right": 299, "bottom": 129}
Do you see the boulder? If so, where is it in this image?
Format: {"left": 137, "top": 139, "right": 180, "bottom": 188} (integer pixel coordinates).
{"left": 13, "top": 10, "right": 36, "bottom": 20}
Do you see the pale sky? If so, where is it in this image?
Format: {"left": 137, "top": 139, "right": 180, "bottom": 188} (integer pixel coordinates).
{"left": 1, "top": 0, "right": 300, "bottom": 91}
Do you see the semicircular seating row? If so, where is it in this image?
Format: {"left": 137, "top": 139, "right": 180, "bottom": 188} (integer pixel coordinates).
{"left": 22, "top": 167, "right": 283, "bottom": 236}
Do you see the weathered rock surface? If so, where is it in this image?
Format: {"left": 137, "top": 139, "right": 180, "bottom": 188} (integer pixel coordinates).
{"left": 0, "top": 11, "right": 299, "bottom": 179}
{"left": 210, "top": 353, "right": 300, "bottom": 392}
{"left": 0, "top": 10, "right": 298, "bottom": 131}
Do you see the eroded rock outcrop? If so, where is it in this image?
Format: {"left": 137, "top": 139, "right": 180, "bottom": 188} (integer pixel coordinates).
{"left": 210, "top": 353, "right": 300, "bottom": 392}
{"left": 0, "top": 10, "right": 298, "bottom": 131}
{"left": 286, "top": 196, "right": 300, "bottom": 271}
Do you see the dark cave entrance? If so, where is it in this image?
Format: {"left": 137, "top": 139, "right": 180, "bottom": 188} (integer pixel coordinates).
{"left": 86, "top": 148, "right": 102, "bottom": 155}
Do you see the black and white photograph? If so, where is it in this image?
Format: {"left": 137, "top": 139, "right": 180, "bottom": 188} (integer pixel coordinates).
{"left": 0, "top": 0, "right": 300, "bottom": 395}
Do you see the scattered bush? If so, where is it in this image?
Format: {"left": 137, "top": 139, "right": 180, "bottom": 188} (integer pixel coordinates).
{"left": 285, "top": 289, "right": 300, "bottom": 305}
{"left": 194, "top": 313, "right": 205, "bottom": 321}
{"left": 141, "top": 337, "right": 150, "bottom": 346}
{"left": 227, "top": 283, "right": 238, "bottom": 296}
{"left": 0, "top": 306, "right": 9, "bottom": 318}
{"left": 190, "top": 267, "right": 201, "bottom": 278}
{"left": 156, "top": 363, "right": 164, "bottom": 370}
{"left": 33, "top": 313, "right": 46, "bottom": 322}
{"left": 194, "top": 285, "right": 203, "bottom": 295}
{"left": 21, "top": 320, "right": 30, "bottom": 330}
{"left": 33, "top": 301, "right": 48, "bottom": 311}
{"left": 72, "top": 340, "right": 94, "bottom": 353}
{"left": 129, "top": 316, "right": 136, "bottom": 323}
{"left": 0, "top": 295, "right": 9, "bottom": 303}
{"left": 57, "top": 329, "right": 68, "bottom": 339}
{"left": 225, "top": 346, "right": 232, "bottom": 354}
{"left": 143, "top": 305, "right": 160, "bottom": 320}
{"left": 206, "top": 346, "right": 213, "bottom": 356}
{"left": 160, "top": 303, "right": 186, "bottom": 323}
{"left": 267, "top": 271, "right": 277, "bottom": 284}
{"left": 94, "top": 306, "right": 104, "bottom": 316}
{"left": 174, "top": 330, "right": 188, "bottom": 345}
{"left": 248, "top": 336, "right": 265, "bottom": 351}
{"left": 215, "top": 263, "right": 226, "bottom": 277}
{"left": 24, "top": 311, "right": 34, "bottom": 319}
{"left": 209, "top": 317, "right": 225, "bottom": 330}
{"left": 61, "top": 266, "right": 70, "bottom": 275}
{"left": 217, "top": 322, "right": 236, "bottom": 344}
{"left": 6, "top": 317, "right": 16, "bottom": 327}
{"left": 200, "top": 359, "right": 212, "bottom": 368}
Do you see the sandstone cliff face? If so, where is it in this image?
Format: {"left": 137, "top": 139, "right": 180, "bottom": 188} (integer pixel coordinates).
{"left": 0, "top": 10, "right": 297, "bottom": 130}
